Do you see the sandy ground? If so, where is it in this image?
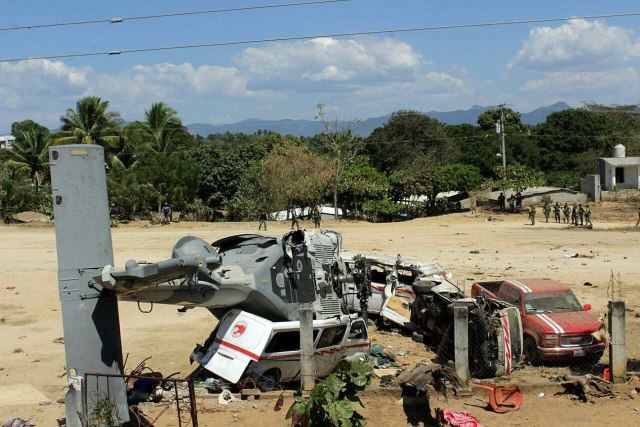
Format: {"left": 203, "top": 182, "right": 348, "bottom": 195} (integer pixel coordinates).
{"left": 1, "top": 202, "right": 640, "bottom": 426}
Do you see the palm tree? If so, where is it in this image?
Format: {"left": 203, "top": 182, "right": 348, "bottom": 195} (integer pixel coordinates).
{"left": 1, "top": 130, "right": 51, "bottom": 191}
{"left": 57, "top": 96, "right": 123, "bottom": 147}
{"left": 110, "top": 121, "right": 149, "bottom": 169}
{"left": 142, "top": 102, "right": 192, "bottom": 153}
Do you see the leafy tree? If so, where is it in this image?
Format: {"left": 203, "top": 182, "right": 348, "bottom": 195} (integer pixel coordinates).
{"left": 446, "top": 124, "right": 498, "bottom": 175}
{"left": 315, "top": 103, "right": 363, "bottom": 219}
{"left": 255, "top": 140, "right": 332, "bottom": 216}
{"left": 339, "top": 160, "right": 388, "bottom": 218}
{"left": 484, "top": 163, "right": 545, "bottom": 193}
{"left": 57, "top": 96, "right": 123, "bottom": 147}
{"left": 366, "top": 110, "right": 455, "bottom": 174}
{"left": 11, "top": 120, "right": 49, "bottom": 145}
{"left": 477, "top": 107, "right": 525, "bottom": 132}
{"left": 1, "top": 130, "right": 52, "bottom": 190}
{"left": 140, "top": 102, "right": 193, "bottom": 154}
{"left": 583, "top": 103, "right": 640, "bottom": 155}
{"left": 110, "top": 121, "right": 148, "bottom": 169}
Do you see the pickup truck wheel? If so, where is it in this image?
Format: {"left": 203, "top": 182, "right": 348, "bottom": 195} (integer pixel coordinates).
{"left": 524, "top": 336, "right": 540, "bottom": 365}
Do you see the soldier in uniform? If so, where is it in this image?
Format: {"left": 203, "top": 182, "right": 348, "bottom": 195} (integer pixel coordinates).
{"left": 515, "top": 192, "right": 522, "bottom": 213}
{"left": 162, "top": 202, "right": 171, "bottom": 225}
{"left": 578, "top": 204, "right": 585, "bottom": 226}
{"left": 571, "top": 204, "right": 578, "bottom": 226}
{"left": 258, "top": 212, "right": 268, "bottom": 231}
{"left": 585, "top": 205, "right": 593, "bottom": 228}
{"left": 291, "top": 211, "right": 300, "bottom": 230}
{"left": 109, "top": 203, "right": 119, "bottom": 228}
{"left": 498, "top": 192, "right": 506, "bottom": 211}
{"left": 529, "top": 205, "right": 536, "bottom": 225}
{"left": 543, "top": 203, "right": 551, "bottom": 223}
{"left": 563, "top": 203, "right": 571, "bottom": 224}
{"left": 553, "top": 202, "right": 561, "bottom": 223}
{"left": 508, "top": 194, "right": 515, "bottom": 212}
{"left": 312, "top": 206, "right": 321, "bottom": 228}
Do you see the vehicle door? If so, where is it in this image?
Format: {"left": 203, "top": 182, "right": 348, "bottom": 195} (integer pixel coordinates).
{"left": 314, "top": 325, "right": 348, "bottom": 377}
{"left": 203, "top": 310, "right": 272, "bottom": 383}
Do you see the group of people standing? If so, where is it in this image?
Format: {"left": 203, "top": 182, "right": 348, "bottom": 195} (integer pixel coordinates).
{"left": 529, "top": 201, "right": 592, "bottom": 227}
{"left": 497, "top": 192, "right": 523, "bottom": 213}
{"left": 258, "top": 207, "right": 323, "bottom": 231}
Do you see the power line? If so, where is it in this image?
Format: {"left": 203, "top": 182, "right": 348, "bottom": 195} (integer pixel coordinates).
{"left": 3, "top": 11, "right": 640, "bottom": 63}
{"left": 0, "top": 0, "right": 351, "bottom": 32}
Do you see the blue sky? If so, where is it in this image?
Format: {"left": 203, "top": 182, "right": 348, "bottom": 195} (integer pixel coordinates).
{"left": 2, "top": 0, "right": 640, "bottom": 132}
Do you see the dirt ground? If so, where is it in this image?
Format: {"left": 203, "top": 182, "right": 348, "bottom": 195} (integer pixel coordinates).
{"left": 1, "top": 201, "right": 640, "bottom": 426}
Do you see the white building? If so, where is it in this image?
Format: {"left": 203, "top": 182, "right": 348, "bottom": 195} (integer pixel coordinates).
{"left": 598, "top": 144, "right": 640, "bottom": 190}
{"left": 0, "top": 135, "right": 15, "bottom": 149}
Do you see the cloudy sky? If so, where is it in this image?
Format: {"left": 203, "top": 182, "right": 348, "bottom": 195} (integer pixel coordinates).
{"left": 2, "top": 0, "right": 640, "bottom": 132}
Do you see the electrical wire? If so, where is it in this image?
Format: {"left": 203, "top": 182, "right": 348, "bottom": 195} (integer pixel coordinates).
{"left": 2, "top": 11, "right": 640, "bottom": 63}
{"left": 0, "top": 0, "right": 351, "bottom": 32}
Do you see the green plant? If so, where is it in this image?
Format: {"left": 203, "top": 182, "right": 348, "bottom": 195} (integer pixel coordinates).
{"left": 88, "top": 397, "right": 118, "bottom": 427}
{"left": 286, "top": 359, "right": 373, "bottom": 427}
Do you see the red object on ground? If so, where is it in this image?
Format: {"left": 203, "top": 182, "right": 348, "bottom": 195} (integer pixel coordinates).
{"left": 436, "top": 409, "right": 483, "bottom": 427}
{"left": 603, "top": 368, "right": 611, "bottom": 381}
{"left": 473, "top": 383, "right": 523, "bottom": 413}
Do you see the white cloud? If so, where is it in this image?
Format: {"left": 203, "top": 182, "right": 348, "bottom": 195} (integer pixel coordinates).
{"left": 235, "top": 37, "right": 424, "bottom": 91}
{"left": 509, "top": 19, "right": 640, "bottom": 72}
{"left": 519, "top": 68, "right": 640, "bottom": 94}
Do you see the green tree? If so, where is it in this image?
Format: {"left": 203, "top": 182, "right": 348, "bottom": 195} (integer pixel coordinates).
{"left": 1, "top": 130, "right": 52, "bottom": 191}
{"left": 57, "top": 96, "right": 123, "bottom": 147}
{"left": 339, "top": 160, "right": 389, "bottom": 217}
{"left": 484, "top": 163, "right": 545, "bottom": 193}
{"left": 477, "top": 107, "right": 525, "bottom": 131}
{"left": 141, "top": 102, "right": 193, "bottom": 154}
{"left": 366, "top": 110, "right": 455, "bottom": 174}
{"left": 446, "top": 124, "right": 498, "bottom": 176}
{"left": 11, "top": 120, "right": 49, "bottom": 145}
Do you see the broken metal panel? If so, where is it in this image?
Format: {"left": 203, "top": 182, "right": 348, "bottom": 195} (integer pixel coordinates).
{"left": 50, "top": 145, "right": 128, "bottom": 426}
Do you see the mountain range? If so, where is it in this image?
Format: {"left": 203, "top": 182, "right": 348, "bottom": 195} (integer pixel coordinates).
{"left": 187, "top": 102, "right": 571, "bottom": 138}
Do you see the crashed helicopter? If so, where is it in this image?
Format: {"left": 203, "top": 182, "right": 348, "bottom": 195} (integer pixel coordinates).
{"left": 96, "top": 229, "right": 373, "bottom": 385}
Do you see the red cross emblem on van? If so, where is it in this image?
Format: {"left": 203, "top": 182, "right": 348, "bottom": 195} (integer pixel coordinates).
{"left": 232, "top": 321, "right": 248, "bottom": 338}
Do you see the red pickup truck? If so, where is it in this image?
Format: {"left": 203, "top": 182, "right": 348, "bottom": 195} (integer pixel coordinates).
{"left": 471, "top": 278, "right": 605, "bottom": 364}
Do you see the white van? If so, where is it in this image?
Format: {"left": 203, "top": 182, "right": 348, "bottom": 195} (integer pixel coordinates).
{"left": 191, "top": 309, "right": 370, "bottom": 384}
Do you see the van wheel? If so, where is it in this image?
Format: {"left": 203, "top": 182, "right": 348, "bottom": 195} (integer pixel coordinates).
{"left": 260, "top": 369, "right": 282, "bottom": 391}
{"left": 524, "top": 336, "right": 540, "bottom": 365}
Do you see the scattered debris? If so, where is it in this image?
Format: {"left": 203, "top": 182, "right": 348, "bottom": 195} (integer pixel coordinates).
{"left": 469, "top": 250, "right": 480, "bottom": 254}
{"left": 538, "top": 392, "right": 545, "bottom": 398}
{"left": 12, "top": 348, "right": 23, "bottom": 354}
{"left": 218, "top": 389, "right": 238, "bottom": 405}
{"left": 583, "top": 282, "right": 593, "bottom": 286}
{"left": 564, "top": 252, "right": 597, "bottom": 259}
{"left": 2, "top": 418, "right": 36, "bottom": 427}
{"left": 52, "top": 337, "right": 64, "bottom": 344}
{"left": 370, "top": 344, "right": 399, "bottom": 368}
{"left": 436, "top": 409, "right": 483, "bottom": 427}
{"left": 397, "top": 363, "right": 464, "bottom": 397}
{"left": 273, "top": 393, "right": 284, "bottom": 412}
{"left": 558, "top": 375, "right": 614, "bottom": 402}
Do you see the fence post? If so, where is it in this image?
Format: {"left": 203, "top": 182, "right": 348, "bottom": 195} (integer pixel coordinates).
{"left": 609, "top": 300, "right": 626, "bottom": 384}
{"left": 453, "top": 304, "right": 469, "bottom": 384}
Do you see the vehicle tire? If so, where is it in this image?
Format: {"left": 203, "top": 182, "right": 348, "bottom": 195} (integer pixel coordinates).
{"left": 524, "top": 336, "right": 540, "bottom": 365}
{"left": 260, "top": 369, "right": 282, "bottom": 391}
{"left": 412, "top": 281, "right": 437, "bottom": 295}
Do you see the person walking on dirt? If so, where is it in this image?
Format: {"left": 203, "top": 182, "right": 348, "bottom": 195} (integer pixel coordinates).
{"left": 291, "top": 211, "right": 300, "bottom": 230}
{"left": 529, "top": 205, "right": 536, "bottom": 225}
{"left": 553, "top": 202, "right": 561, "bottom": 223}
{"left": 162, "top": 202, "right": 172, "bottom": 225}
{"left": 543, "top": 203, "right": 551, "bottom": 223}
{"left": 258, "top": 212, "right": 268, "bottom": 231}
{"left": 109, "top": 203, "right": 119, "bottom": 228}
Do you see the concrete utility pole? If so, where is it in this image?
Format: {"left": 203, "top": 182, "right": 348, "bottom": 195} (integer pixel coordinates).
{"left": 50, "top": 145, "right": 128, "bottom": 426}
{"left": 609, "top": 300, "right": 627, "bottom": 384}
{"left": 299, "top": 304, "right": 315, "bottom": 391}
{"left": 453, "top": 304, "right": 469, "bottom": 384}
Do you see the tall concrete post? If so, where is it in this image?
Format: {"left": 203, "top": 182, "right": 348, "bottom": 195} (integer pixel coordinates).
{"left": 50, "top": 145, "right": 128, "bottom": 426}
{"left": 609, "top": 300, "right": 626, "bottom": 384}
{"left": 453, "top": 305, "right": 469, "bottom": 384}
{"left": 299, "top": 304, "right": 315, "bottom": 391}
